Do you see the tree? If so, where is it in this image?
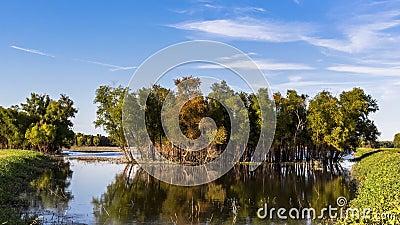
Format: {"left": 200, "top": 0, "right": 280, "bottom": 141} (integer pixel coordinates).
{"left": 94, "top": 86, "right": 132, "bottom": 159}
{"left": 22, "top": 93, "right": 77, "bottom": 152}
{"left": 0, "top": 106, "right": 32, "bottom": 149}
{"left": 307, "top": 91, "right": 343, "bottom": 162}
{"left": 94, "top": 79, "right": 380, "bottom": 164}
{"left": 307, "top": 88, "right": 379, "bottom": 162}
{"left": 0, "top": 93, "right": 77, "bottom": 152}
{"left": 145, "top": 85, "right": 169, "bottom": 149}
{"left": 94, "top": 86, "right": 127, "bottom": 148}
{"left": 174, "top": 77, "right": 208, "bottom": 140}
{"left": 84, "top": 135, "right": 93, "bottom": 146}
{"left": 271, "top": 90, "right": 308, "bottom": 162}
{"left": 394, "top": 133, "right": 400, "bottom": 148}
{"left": 339, "top": 88, "right": 379, "bottom": 149}
{"left": 76, "top": 133, "right": 84, "bottom": 146}
{"left": 44, "top": 95, "right": 78, "bottom": 149}
{"left": 25, "top": 123, "right": 57, "bottom": 152}
{"left": 93, "top": 135, "right": 101, "bottom": 147}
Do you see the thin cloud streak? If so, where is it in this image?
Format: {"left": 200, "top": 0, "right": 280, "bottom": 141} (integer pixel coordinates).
{"left": 74, "top": 59, "right": 137, "bottom": 71}
{"left": 10, "top": 45, "right": 55, "bottom": 58}
{"left": 11, "top": 45, "right": 136, "bottom": 72}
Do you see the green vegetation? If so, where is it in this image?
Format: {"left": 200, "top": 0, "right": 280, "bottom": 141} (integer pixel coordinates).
{"left": 74, "top": 133, "right": 115, "bottom": 147}
{"left": 394, "top": 133, "right": 400, "bottom": 148}
{"left": 94, "top": 85, "right": 131, "bottom": 159}
{"left": 377, "top": 141, "right": 394, "bottom": 148}
{"left": 0, "top": 149, "right": 60, "bottom": 224}
{"left": 307, "top": 89, "right": 379, "bottom": 163}
{"left": 340, "top": 149, "right": 400, "bottom": 224}
{"left": 0, "top": 93, "right": 77, "bottom": 153}
{"left": 95, "top": 76, "right": 380, "bottom": 163}
{"left": 353, "top": 148, "right": 379, "bottom": 158}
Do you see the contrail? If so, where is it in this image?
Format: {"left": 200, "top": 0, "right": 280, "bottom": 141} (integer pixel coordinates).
{"left": 10, "top": 45, "right": 55, "bottom": 58}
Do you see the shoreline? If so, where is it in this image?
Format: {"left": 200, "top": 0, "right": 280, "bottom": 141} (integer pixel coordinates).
{"left": 63, "top": 146, "right": 120, "bottom": 152}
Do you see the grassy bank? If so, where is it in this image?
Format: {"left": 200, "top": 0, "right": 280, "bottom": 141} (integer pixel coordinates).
{"left": 0, "top": 150, "right": 57, "bottom": 224}
{"left": 341, "top": 149, "right": 400, "bottom": 224}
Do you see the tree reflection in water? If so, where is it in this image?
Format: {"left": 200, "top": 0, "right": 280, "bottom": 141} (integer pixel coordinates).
{"left": 93, "top": 163, "right": 354, "bottom": 224}
{"left": 28, "top": 160, "right": 73, "bottom": 220}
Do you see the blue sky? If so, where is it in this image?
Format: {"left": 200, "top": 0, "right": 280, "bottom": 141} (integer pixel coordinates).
{"left": 1, "top": 0, "right": 400, "bottom": 140}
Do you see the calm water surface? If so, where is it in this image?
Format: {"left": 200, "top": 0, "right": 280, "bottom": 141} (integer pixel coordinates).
{"left": 27, "top": 152, "right": 355, "bottom": 225}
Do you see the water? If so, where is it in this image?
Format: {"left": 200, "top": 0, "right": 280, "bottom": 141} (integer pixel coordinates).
{"left": 26, "top": 152, "right": 355, "bottom": 224}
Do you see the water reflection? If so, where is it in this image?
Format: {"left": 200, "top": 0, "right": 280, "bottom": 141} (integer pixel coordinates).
{"left": 92, "top": 163, "right": 354, "bottom": 224}
{"left": 27, "top": 159, "right": 127, "bottom": 224}
{"left": 25, "top": 158, "right": 354, "bottom": 224}
{"left": 27, "top": 160, "right": 73, "bottom": 222}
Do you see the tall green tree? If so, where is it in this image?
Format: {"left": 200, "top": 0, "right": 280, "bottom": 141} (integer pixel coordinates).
{"left": 25, "top": 123, "right": 57, "bottom": 152}
{"left": 307, "top": 91, "right": 343, "bottom": 161}
{"left": 145, "top": 85, "right": 170, "bottom": 149}
{"left": 272, "top": 90, "right": 308, "bottom": 162}
{"left": 339, "top": 88, "right": 379, "bottom": 149}
{"left": 94, "top": 86, "right": 132, "bottom": 159}
{"left": 94, "top": 86, "right": 127, "bottom": 148}
{"left": 0, "top": 106, "right": 32, "bottom": 149}
{"left": 22, "top": 93, "right": 77, "bottom": 152}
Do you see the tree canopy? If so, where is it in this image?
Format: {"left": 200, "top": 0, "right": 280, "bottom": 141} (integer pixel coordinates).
{"left": 95, "top": 77, "right": 380, "bottom": 163}
{"left": 0, "top": 93, "right": 77, "bottom": 153}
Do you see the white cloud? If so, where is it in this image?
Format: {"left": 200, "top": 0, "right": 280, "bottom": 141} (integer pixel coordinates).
{"left": 196, "top": 57, "right": 314, "bottom": 71}
{"left": 10, "top": 45, "right": 55, "bottom": 58}
{"left": 75, "top": 59, "right": 137, "bottom": 71}
{"left": 327, "top": 65, "right": 400, "bottom": 76}
{"left": 273, "top": 80, "right": 356, "bottom": 89}
{"left": 233, "top": 6, "right": 266, "bottom": 13}
{"left": 293, "top": 0, "right": 300, "bottom": 5}
{"left": 172, "top": 6, "right": 400, "bottom": 58}
{"left": 172, "top": 18, "right": 315, "bottom": 43}
{"left": 288, "top": 76, "right": 302, "bottom": 82}
{"left": 305, "top": 20, "right": 400, "bottom": 54}
{"left": 255, "top": 60, "right": 314, "bottom": 71}
{"left": 203, "top": 4, "right": 222, "bottom": 9}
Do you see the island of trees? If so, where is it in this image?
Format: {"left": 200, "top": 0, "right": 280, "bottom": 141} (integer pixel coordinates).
{"left": 0, "top": 76, "right": 384, "bottom": 164}
{"left": 93, "top": 76, "right": 380, "bottom": 164}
